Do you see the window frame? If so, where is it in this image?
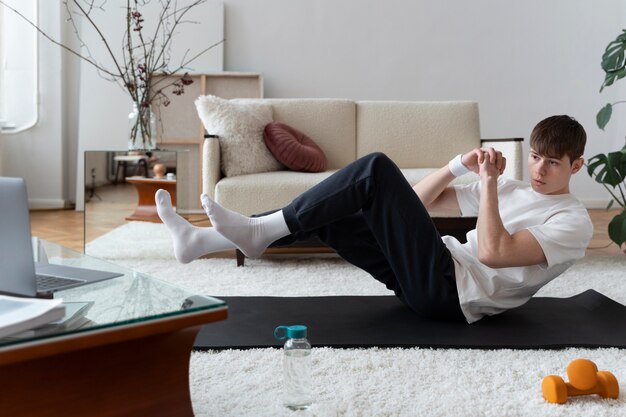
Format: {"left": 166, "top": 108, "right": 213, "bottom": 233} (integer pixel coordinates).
{"left": 0, "top": 0, "right": 39, "bottom": 134}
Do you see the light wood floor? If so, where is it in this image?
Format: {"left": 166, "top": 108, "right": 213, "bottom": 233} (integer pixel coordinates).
{"left": 32, "top": 183, "right": 210, "bottom": 254}
{"left": 30, "top": 184, "right": 625, "bottom": 257}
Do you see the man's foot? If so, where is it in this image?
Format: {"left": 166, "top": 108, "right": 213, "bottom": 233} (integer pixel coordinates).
{"left": 155, "top": 189, "right": 234, "bottom": 263}
{"left": 201, "top": 194, "right": 290, "bottom": 259}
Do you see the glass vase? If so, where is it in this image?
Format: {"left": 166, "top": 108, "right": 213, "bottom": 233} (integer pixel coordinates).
{"left": 128, "top": 102, "right": 157, "bottom": 151}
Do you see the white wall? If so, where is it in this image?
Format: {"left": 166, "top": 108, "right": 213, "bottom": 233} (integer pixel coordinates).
{"left": 223, "top": 0, "right": 626, "bottom": 206}
{"left": 1, "top": 1, "right": 67, "bottom": 209}
{"left": 2, "top": 0, "right": 626, "bottom": 207}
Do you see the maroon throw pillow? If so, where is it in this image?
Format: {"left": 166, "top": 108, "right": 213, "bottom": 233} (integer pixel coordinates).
{"left": 263, "top": 122, "right": 328, "bottom": 172}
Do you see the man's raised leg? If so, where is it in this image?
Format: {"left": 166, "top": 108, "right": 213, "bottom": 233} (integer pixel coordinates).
{"left": 280, "top": 152, "right": 462, "bottom": 320}
{"left": 201, "top": 194, "right": 290, "bottom": 259}
{"left": 155, "top": 189, "right": 235, "bottom": 263}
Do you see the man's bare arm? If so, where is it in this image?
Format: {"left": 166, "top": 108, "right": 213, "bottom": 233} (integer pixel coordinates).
{"left": 414, "top": 147, "right": 506, "bottom": 215}
{"left": 412, "top": 166, "right": 461, "bottom": 215}
{"left": 476, "top": 151, "right": 546, "bottom": 268}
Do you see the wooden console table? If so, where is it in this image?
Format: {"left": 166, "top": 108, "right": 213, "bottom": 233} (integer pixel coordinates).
{"left": 126, "top": 177, "right": 177, "bottom": 222}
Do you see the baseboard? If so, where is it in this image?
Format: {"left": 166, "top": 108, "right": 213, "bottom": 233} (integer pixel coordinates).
{"left": 66, "top": 199, "right": 620, "bottom": 213}
{"left": 178, "top": 208, "right": 205, "bottom": 215}
{"left": 29, "top": 199, "right": 70, "bottom": 210}
{"left": 581, "top": 199, "right": 614, "bottom": 209}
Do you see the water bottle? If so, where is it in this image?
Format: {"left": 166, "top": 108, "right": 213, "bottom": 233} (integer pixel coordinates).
{"left": 274, "top": 325, "right": 312, "bottom": 410}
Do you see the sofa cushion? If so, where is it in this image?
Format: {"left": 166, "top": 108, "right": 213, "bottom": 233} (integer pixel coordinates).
{"left": 356, "top": 101, "right": 481, "bottom": 168}
{"left": 263, "top": 122, "right": 328, "bottom": 172}
{"left": 195, "top": 95, "right": 283, "bottom": 177}
{"left": 265, "top": 99, "right": 356, "bottom": 169}
{"left": 214, "top": 168, "right": 480, "bottom": 216}
{"left": 215, "top": 170, "right": 338, "bottom": 216}
{"left": 400, "top": 168, "right": 479, "bottom": 187}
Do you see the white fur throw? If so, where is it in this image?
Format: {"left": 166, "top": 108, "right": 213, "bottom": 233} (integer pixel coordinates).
{"left": 195, "top": 95, "right": 283, "bottom": 177}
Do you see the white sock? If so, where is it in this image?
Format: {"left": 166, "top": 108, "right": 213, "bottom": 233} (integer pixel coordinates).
{"left": 201, "top": 194, "right": 290, "bottom": 259}
{"left": 155, "top": 189, "right": 236, "bottom": 263}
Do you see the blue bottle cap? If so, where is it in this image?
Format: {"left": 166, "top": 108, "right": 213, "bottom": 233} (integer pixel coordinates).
{"left": 274, "top": 325, "right": 307, "bottom": 340}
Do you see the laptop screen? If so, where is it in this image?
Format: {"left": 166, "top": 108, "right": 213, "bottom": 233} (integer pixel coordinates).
{"left": 0, "top": 177, "right": 38, "bottom": 297}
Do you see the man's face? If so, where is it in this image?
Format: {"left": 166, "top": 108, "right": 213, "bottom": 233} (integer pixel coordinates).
{"left": 527, "top": 149, "right": 583, "bottom": 195}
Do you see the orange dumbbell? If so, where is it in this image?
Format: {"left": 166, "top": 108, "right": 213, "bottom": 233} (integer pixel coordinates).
{"left": 542, "top": 359, "right": 619, "bottom": 404}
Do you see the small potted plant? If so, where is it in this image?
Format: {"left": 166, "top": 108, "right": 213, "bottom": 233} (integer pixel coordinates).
{"left": 592, "top": 29, "right": 626, "bottom": 253}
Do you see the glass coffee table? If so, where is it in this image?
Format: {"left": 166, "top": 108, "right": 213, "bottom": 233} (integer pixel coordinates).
{"left": 0, "top": 239, "right": 227, "bottom": 417}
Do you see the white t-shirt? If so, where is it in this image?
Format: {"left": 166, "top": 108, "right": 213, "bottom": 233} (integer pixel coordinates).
{"left": 443, "top": 177, "right": 593, "bottom": 324}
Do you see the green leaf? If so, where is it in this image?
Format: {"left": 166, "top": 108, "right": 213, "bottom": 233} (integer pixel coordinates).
{"left": 587, "top": 151, "right": 626, "bottom": 186}
{"left": 597, "top": 103, "right": 612, "bottom": 129}
{"left": 608, "top": 211, "right": 626, "bottom": 246}
{"left": 607, "top": 199, "right": 615, "bottom": 210}
{"left": 602, "top": 49, "right": 625, "bottom": 72}
{"left": 587, "top": 155, "right": 604, "bottom": 177}
{"left": 600, "top": 31, "right": 626, "bottom": 90}
{"left": 602, "top": 35, "right": 626, "bottom": 70}
{"left": 601, "top": 73, "right": 615, "bottom": 91}
{"left": 600, "top": 69, "right": 626, "bottom": 91}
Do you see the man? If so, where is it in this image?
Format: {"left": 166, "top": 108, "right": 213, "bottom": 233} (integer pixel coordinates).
{"left": 156, "top": 115, "right": 592, "bottom": 324}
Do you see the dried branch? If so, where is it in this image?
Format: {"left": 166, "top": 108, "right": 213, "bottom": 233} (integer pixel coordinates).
{"left": 0, "top": 0, "right": 118, "bottom": 77}
{"left": 1, "top": 0, "right": 223, "bottom": 148}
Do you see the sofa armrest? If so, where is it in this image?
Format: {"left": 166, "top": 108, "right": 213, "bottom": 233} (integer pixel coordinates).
{"left": 480, "top": 138, "right": 524, "bottom": 180}
{"left": 202, "top": 135, "right": 222, "bottom": 199}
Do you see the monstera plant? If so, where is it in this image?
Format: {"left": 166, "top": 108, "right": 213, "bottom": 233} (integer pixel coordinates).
{"left": 592, "top": 29, "right": 626, "bottom": 251}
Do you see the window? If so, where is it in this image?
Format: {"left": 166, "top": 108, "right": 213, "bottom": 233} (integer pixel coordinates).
{"left": 0, "top": 0, "right": 38, "bottom": 133}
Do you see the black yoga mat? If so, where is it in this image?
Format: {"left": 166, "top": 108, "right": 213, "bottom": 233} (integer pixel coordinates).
{"left": 194, "top": 290, "right": 626, "bottom": 350}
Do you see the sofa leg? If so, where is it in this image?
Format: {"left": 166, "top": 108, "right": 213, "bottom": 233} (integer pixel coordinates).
{"left": 236, "top": 249, "right": 245, "bottom": 267}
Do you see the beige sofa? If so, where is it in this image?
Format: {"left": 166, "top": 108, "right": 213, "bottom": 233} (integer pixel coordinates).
{"left": 202, "top": 99, "right": 523, "bottom": 217}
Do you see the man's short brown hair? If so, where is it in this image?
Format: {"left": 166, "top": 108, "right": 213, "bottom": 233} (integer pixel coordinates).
{"left": 529, "top": 115, "right": 586, "bottom": 163}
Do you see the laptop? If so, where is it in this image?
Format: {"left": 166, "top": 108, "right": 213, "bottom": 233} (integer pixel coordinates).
{"left": 0, "top": 177, "right": 123, "bottom": 298}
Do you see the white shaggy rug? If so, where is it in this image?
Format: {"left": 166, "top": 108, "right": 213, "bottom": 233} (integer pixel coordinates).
{"left": 88, "top": 222, "right": 626, "bottom": 417}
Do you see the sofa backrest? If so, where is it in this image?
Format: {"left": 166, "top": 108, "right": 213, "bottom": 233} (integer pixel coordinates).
{"left": 264, "top": 99, "right": 356, "bottom": 169}
{"left": 356, "top": 101, "right": 481, "bottom": 168}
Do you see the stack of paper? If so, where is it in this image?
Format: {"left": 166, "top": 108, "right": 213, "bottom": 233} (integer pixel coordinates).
{"left": 0, "top": 296, "right": 65, "bottom": 339}
{"left": 8, "top": 301, "right": 95, "bottom": 339}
